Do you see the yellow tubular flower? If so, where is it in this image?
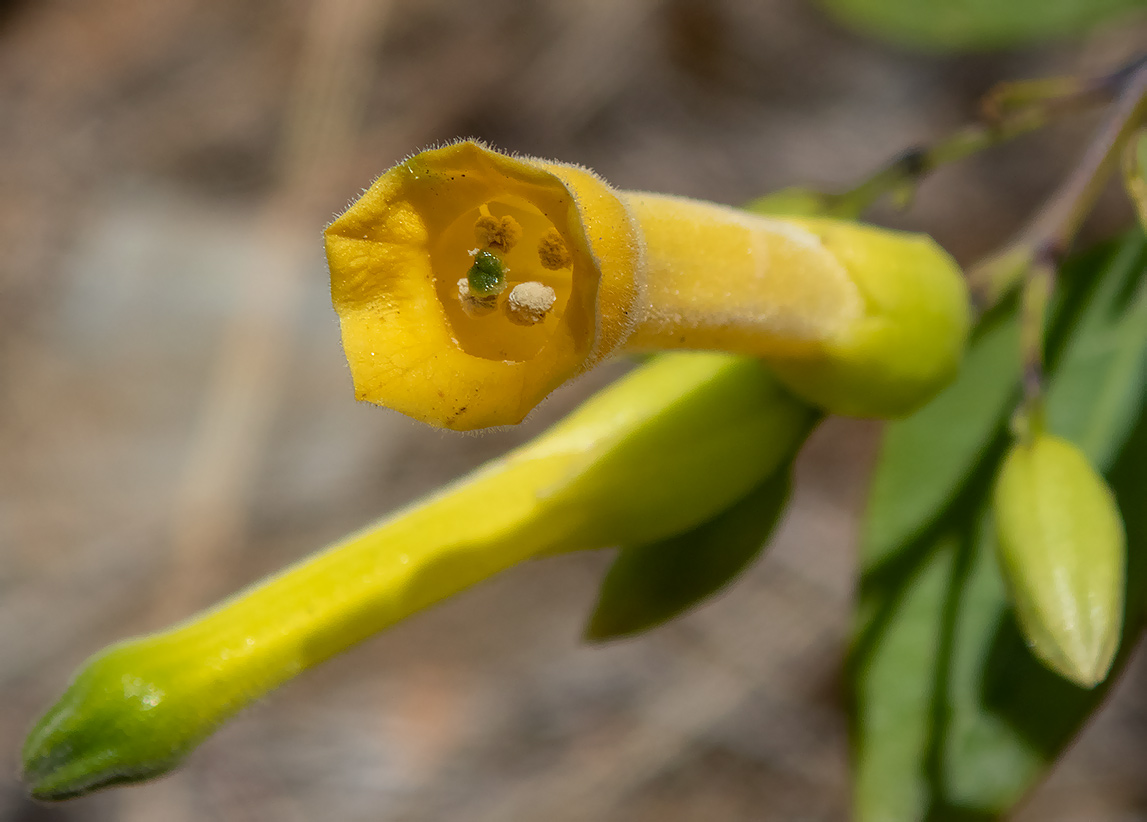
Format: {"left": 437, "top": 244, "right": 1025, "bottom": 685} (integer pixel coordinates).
{"left": 22, "top": 353, "right": 816, "bottom": 799}
{"left": 326, "top": 140, "right": 970, "bottom": 429}
{"left": 325, "top": 141, "right": 644, "bottom": 430}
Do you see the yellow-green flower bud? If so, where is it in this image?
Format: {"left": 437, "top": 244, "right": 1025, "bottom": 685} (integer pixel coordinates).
{"left": 993, "top": 433, "right": 1126, "bottom": 688}
{"left": 23, "top": 352, "right": 814, "bottom": 799}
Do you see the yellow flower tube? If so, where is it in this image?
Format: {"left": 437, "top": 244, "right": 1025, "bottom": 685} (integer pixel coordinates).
{"left": 325, "top": 140, "right": 970, "bottom": 430}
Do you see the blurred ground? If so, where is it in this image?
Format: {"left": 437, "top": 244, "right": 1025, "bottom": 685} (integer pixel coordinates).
{"left": 2, "top": 1, "right": 1147, "bottom": 820}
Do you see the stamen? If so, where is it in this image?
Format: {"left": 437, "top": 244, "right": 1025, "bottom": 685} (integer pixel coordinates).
{"left": 537, "top": 229, "right": 572, "bottom": 270}
{"left": 474, "top": 205, "right": 523, "bottom": 253}
{"left": 505, "top": 282, "right": 557, "bottom": 326}
{"left": 458, "top": 278, "right": 497, "bottom": 317}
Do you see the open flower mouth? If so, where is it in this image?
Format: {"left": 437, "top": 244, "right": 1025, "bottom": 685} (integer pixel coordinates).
{"left": 324, "top": 140, "right": 644, "bottom": 429}
{"left": 433, "top": 197, "right": 573, "bottom": 362}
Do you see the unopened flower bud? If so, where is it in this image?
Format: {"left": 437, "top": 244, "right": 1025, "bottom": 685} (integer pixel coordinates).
{"left": 993, "top": 433, "right": 1126, "bottom": 688}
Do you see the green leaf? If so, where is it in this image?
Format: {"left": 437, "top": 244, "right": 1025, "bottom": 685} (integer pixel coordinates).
{"left": 862, "top": 304, "right": 1019, "bottom": 564}
{"left": 1122, "top": 127, "right": 1147, "bottom": 234}
{"left": 851, "top": 232, "right": 1147, "bottom": 821}
{"left": 1044, "top": 245, "right": 1147, "bottom": 466}
{"left": 818, "top": 0, "right": 1147, "bottom": 51}
{"left": 585, "top": 467, "right": 795, "bottom": 641}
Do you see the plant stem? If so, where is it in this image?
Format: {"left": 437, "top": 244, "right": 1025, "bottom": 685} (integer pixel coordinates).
{"left": 1017, "top": 254, "right": 1054, "bottom": 439}
{"left": 823, "top": 56, "right": 1145, "bottom": 220}
{"left": 969, "top": 59, "right": 1147, "bottom": 309}
{"left": 971, "top": 58, "right": 1147, "bottom": 433}
{"left": 1027, "top": 66, "right": 1147, "bottom": 255}
{"left": 981, "top": 54, "right": 1147, "bottom": 123}
{"left": 829, "top": 121, "right": 1038, "bottom": 219}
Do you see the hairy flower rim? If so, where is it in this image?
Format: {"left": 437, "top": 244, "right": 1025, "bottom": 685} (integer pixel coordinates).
{"left": 324, "top": 141, "right": 644, "bottom": 429}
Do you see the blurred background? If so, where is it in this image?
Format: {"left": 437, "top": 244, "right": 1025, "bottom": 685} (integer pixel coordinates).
{"left": 2, "top": 1, "right": 1147, "bottom": 819}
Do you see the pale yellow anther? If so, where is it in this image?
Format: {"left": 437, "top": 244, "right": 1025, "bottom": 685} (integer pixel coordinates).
{"left": 457, "top": 277, "right": 498, "bottom": 317}
{"left": 506, "top": 281, "right": 557, "bottom": 325}
{"left": 537, "top": 228, "right": 573, "bottom": 270}
{"left": 474, "top": 205, "right": 523, "bottom": 253}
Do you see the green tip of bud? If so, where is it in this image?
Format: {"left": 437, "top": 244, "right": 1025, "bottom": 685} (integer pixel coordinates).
{"left": 22, "top": 638, "right": 216, "bottom": 800}
{"left": 993, "top": 433, "right": 1127, "bottom": 689}
{"left": 467, "top": 249, "right": 506, "bottom": 296}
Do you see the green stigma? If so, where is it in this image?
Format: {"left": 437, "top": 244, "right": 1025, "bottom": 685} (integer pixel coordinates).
{"left": 467, "top": 250, "right": 507, "bottom": 296}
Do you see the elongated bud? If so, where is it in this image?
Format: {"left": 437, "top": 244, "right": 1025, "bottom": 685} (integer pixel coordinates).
{"left": 23, "top": 352, "right": 815, "bottom": 800}
{"left": 325, "top": 140, "right": 969, "bottom": 430}
{"left": 993, "top": 433, "right": 1126, "bottom": 688}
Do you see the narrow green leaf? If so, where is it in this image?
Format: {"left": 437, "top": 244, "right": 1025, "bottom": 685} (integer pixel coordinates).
{"left": 862, "top": 304, "right": 1019, "bottom": 565}
{"left": 853, "top": 539, "right": 960, "bottom": 822}
{"left": 585, "top": 468, "right": 795, "bottom": 641}
{"left": 1123, "top": 127, "right": 1147, "bottom": 231}
{"left": 1044, "top": 240, "right": 1147, "bottom": 466}
{"left": 852, "top": 232, "right": 1147, "bottom": 821}
{"left": 818, "top": 0, "right": 1146, "bottom": 51}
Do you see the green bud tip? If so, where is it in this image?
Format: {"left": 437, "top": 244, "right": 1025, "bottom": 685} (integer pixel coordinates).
{"left": 22, "top": 639, "right": 213, "bottom": 800}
